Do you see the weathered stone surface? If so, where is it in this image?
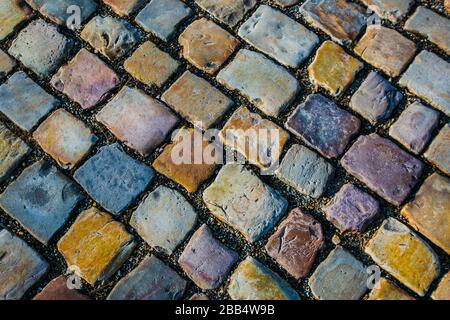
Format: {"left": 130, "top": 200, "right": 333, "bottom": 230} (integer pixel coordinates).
{"left": 300, "top": 0, "right": 367, "bottom": 45}
{"left": 0, "top": 72, "right": 58, "bottom": 131}
{"left": 350, "top": 72, "right": 403, "bottom": 124}
{"left": 362, "top": 0, "right": 414, "bottom": 23}
{"left": 401, "top": 173, "right": 450, "bottom": 254}
{"left": 355, "top": 25, "right": 417, "bottom": 77}
{"left": 162, "top": 71, "right": 233, "bottom": 130}
{"left": 51, "top": 49, "right": 119, "bottom": 110}
{"left": 26, "top": 0, "right": 96, "bottom": 27}
{"left": 8, "top": 19, "right": 72, "bottom": 77}
{"left": 130, "top": 186, "right": 197, "bottom": 254}
{"left": 309, "top": 246, "right": 368, "bottom": 300}
{"left": 97, "top": 86, "right": 178, "bottom": 156}
{"left": 219, "top": 106, "right": 289, "bottom": 171}
{"left": 108, "top": 255, "right": 186, "bottom": 300}
{"left": 81, "top": 16, "right": 141, "bottom": 61}
{"left": 265, "top": 209, "right": 323, "bottom": 279}
{"left": 286, "top": 94, "right": 360, "bottom": 158}
{"left": 203, "top": 164, "right": 288, "bottom": 242}
{"left": 432, "top": 272, "right": 450, "bottom": 300}
{"left": 153, "top": 128, "right": 218, "bottom": 193}
{"left": 341, "top": 134, "right": 424, "bottom": 206}
{"left": 0, "top": 123, "right": 30, "bottom": 182}
{"left": 58, "top": 208, "right": 135, "bottom": 285}
{"left": 367, "top": 278, "right": 415, "bottom": 300}
{"left": 217, "top": 49, "right": 299, "bottom": 117}
{"left": 124, "top": 41, "right": 180, "bottom": 87}
{"left": 194, "top": 0, "right": 256, "bottom": 27}
{"left": 228, "top": 257, "right": 300, "bottom": 300}
{"left": 399, "top": 51, "right": 450, "bottom": 116}
{"left": 0, "top": 0, "right": 31, "bottom": 40}
{"left": 179, "top": 224, "right": 238, "bottom": 289}
{"left": 102, "top": 0, "right": 145, "bottom": 16}
{"left": 425, "top": 124, "right": 450, "bottom": 175}
{"left": 0, "top": 50, "right": 15, "bottom": 81}
{"left": 323, "top": 184, "right": 379, "bottom": 233}
{"left": 33, "top": 109, "right": 98, "bottom": 169}
{"left": 308, "top": 41, "right": 363, "bottom": 96}
{"left": 0, "top": 229, "right": 49, "bottom": 300}
{"left": 239, "top": 5, "right": 319, "bottom": 68}
{"left": 405, "top": 7, "right": 450, "bottom": 54}
{"left": 74, "top": 143, "right": 154, "bottom": 215}
{"left": 0, "top": 160, "right": 83, "bottom": 244}
{"left": 366, "top": 218, "right": 440, "bottom": 296}
{"left": 33, "top": 276, "right": 89, "bottom": 300}
{"left": 180, "top": 18, "right": 239, "bottom": 74}
{"left": 275, "top": 0, "right": 300, "bottom": 7}
{"left": 389, "top": 102, "right": 439, "bottom": 154}
{"left": 136, "top": 0, "right": 192, "bottom": 41}
{"left": 276, "top": 144, "right": 334, "bottom": 198}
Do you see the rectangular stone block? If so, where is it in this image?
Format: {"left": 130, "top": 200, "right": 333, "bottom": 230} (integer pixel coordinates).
{"left": 367, "top": 278, "right": 415, "bottom": 300}
{"left": 424, "top": 124, "right": 450, "bottom": 175}
{"left": 194, "top": 0, "right": 256, "bottom": 27}
{"left": 0, "top": 50, "right": 15, "bottom": 81}
{"left": 0, "top": 0, "right": 31, "bottom": 40}
{"left": 102, "top": 0, "right": 145, "bottom": 16}
{"left": 0, "top": 122, "right": 30, "bottom": 182}
{"left": 362, "top": 0, "right": 414, "bottom": 23}
{"left": 33, "top": 276, "right": 89, "bottom": 300}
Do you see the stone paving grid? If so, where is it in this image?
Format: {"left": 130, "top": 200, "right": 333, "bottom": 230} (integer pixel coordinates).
{"left": 0, "top": 0, "right": 448, "bottom": 300}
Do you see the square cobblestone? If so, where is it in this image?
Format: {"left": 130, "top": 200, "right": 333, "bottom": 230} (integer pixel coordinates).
{"left": 107, "top": 255, "right": 186, "bottom": 300}
{"left": 136, "top": 0, "right": 192, "bottom": 42}
{"left": 0, "top": 0, "right": 31, "bottom": 41}
{"left": 219, "top": 106, "right": 289, "bottom": 171}
{"left": 8, "top": 19, "right": 73, "bottom": 78}
{"left": 162, "top": 71, "right": 233, "bottom": 130}
{"left": 228, "top": 257, "right": 300, "bottom": 300}
{"left": 362, "top": 0, "right": 414, "bottom": 23}
{"left": 309, "top": 246, "right": 368, "bottom": 300}
{"left": 308, "top": 41, "right": 363, "bottom": 97}
{"left": 179, "top": 18, "right": 239, "bottom": 74}
{"left": 0, "top": 122, "right": 30, "bottom": 182}
{"left": 399, "top": 50, "right": 450, "bottom": 116}
{"left": 33, "top": 275, "right": 89, "bottom": 300}
{"left": 74, "top": 143, "right": 154, "bottom": 215}
{"left": 97, "top": 86, "right": 178, "bottom": 156}
{"left": 102, "top": 0, "right": 145, "bottom": 16}
{"left": 300, "top": 0, "right": 367, "bottom": 45}
{"left": 81, "top": 16, "right": 141, "bottom": 61}
{"left": 33, "top": 109, "right": 97, "bottom": 169}
{"left": 194, "top": 0, "right": 256, "bottom": 27}
{"left": 217, "top": 49, "right": 300, "bottom": 117}
{"left": 286, "top": 94, "right": 360, "bottom": 158}
{"left": 0, "top": 160, "right": 83, "bottom": 244}
{"left": 0, "top": 72, "right": 58, "bottom": 131}
{"left": 405, "top": 7, "right": 450, "bottom": 55}
{"left": 0, "top": 229, "right": 49, "bottom": 300}
{"left": 203, "top": 164, "right": 288, "bottom": 242}
{"left": 432, "top": 272, "right": 450, "bottom": 300}
{"left": 425, "top": 124, "right": 449, "bottom": 175}
{"left": 265, "top": 208, "right": 323, "bottom": 279}
{"left": 276, "top": 144, "right": 334, "bottom": 198}
{"left": 323, "top": 183, "right": 379, "bottom": 233}
{"left": 355, "top": 25, "right": 417, "bottom": 77}
{"left": 0, "top": 50, "right": 15, "bottom": 81}
{"left": 124, "top": 41, "right": 180, "bottom": 87}
{"left": 350, "top": 71, "right": 403, "bottom": 124}
{"left": 341, "top": 134, "right": 424, "bottom": 206}
{"left": 239, "top": 5, "right": 319, "bottom": 68}
{"left": 389, "top": 102, "right": 439, "bottom": 154}
{"left": 51, "top": 49, "right": 119, "bottom": 110}
{"left": 367, "top": 277, "right": 414, "bottom": 300}
{"left": 130, "top": 186, "right": 197, "bottom": 254}
{"left": 365, "top": 218, "right": 440, "bottom": 296}
{"left": 402, "top": 173, "right": 450, "bottom": 254}
{"left": 153, "top": 128, "right": 218, "bottom": 193}
{"left": 57, "top": 207, "right": 135, "bottom": 285}
{"left": 179, "top": 224, "right": 238, "bottom": 289}
{"left": 26, "top": 0, "right": 96, "bottom": 27}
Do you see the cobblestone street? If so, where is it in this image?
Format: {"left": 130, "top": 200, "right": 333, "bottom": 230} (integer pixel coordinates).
{"left": 0, "top": 0, "right": 449, "bottom": 300}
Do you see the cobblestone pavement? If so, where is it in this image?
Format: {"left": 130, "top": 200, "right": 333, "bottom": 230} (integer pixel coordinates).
{"left": 0, "top": 0, "right": 449, "bottom": 300}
